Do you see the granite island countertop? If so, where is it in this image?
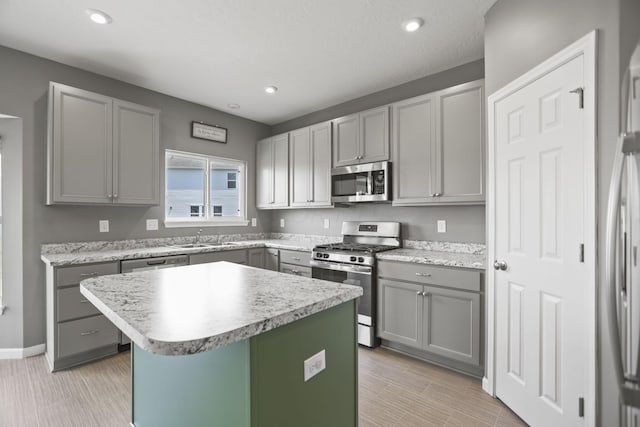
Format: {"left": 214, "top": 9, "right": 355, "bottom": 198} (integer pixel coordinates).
{"left": 80, "top": 262, "right": 362, "bottom": 356}
{"left": 376, "top": 248, "right": 485, "bottom": 270}
{"left": 41, "top": 238, "right": 334, "bottom": 267}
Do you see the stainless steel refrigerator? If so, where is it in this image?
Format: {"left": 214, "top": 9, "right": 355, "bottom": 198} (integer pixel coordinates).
{"left": 606, "top": 38, "right": 640, "bottom": 426}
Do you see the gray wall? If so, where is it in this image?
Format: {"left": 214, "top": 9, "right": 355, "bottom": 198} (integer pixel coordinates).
{"left": 485, "top": 0, "right": 622, "bottom": 425}
{"left": 271, "top": 59, "right": 485, "bottom": 135}
{"left": 0, "top": 45, "right": 271, "bottom": 348}
{"left": 271, "top": 205, "right": 485, "bottom": 243}
{"left": 270, "top": 59, "right": 486, "bottom": 244}
{"left": 0, "top": 117, "right": 24, "bottom": 348}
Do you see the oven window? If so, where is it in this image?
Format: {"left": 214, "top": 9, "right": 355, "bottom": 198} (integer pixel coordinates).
{"left": 311, "top": 268, "right": 372, "bottom": 318}
{"left": 332, "top": 172, "right": 368, "bottom": 196}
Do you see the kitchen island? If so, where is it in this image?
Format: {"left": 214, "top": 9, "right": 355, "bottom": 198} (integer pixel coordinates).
{"left": 80, "top": 261, "right": 362, "bottom": 427}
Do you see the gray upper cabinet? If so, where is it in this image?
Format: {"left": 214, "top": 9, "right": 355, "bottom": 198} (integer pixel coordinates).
{"left": 289, "top": 122, "right": 332, "bottom": 208}
{"left": 391, "top": 79, "right": 485, "bottom": 206}
{"left": 48, "top": 83, "right": 114, "bottom": 204}
{"left": 434, "top": 80, "right": 485, "bottom": 203}
{"left": 391, "top": 94, "right": 438, "bottom": 205}
{"left": 47, "top": 82, "right": 160, "bottom": 205}
{"left": 256, "top": 133, "right": 289, "bottom": 209}
{"left": 332, "top": 106, "right": 389, "bottom": 167}
{"left": 113, "top": 100, "right": 160, "bottom": 205}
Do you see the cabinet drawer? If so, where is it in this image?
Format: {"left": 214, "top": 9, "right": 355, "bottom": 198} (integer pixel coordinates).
{"left": 280, "top": 263, "right": 312, "bottom": 278}
{"left": 279, "top": 250, "right": 311, "bottom": 267}
{"left": 378, "top": 261, "right": 480, "bottom": 292}
{"left": 57, "top": 286, "right": 100, "bottom": 322}
{"left": 189, "top": 249, "right": 247, "bottom": 265}
{"left": 56, "top": 262, "right": 119, "bottom": 287}
{"left": 57, "top": 315, "right": 118, "bottom": 359}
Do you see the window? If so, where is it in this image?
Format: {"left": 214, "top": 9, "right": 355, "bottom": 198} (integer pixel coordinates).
{"left": 165, "top": 150, "right": 247, "bottom": 227}
{"left": 227, "top": 172, "right": 237, "bottom": 189}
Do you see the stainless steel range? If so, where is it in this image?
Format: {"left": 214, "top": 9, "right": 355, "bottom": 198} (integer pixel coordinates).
{"left": 311, "top": 221, "right": 401, "bottom": 347}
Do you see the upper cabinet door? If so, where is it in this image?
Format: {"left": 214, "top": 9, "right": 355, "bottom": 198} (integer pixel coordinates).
{"left": 309, "top": 122, "right": 332, "bottom": 207}
{"left": 289, "top": 128, "right": 312, "bottom": 207}
{"left": 48, "top": 82, "right": 113, "bottom": 204}
{"left": 113, "top": 100, "right": 160, "bottom": 205}
{"left": 359, "top": 106, "right": 389, "bottom": 163}
{"left": 256, "top": 137, "right": 273, "bottom": 208}
{"left": 434, "top": 80, "right": 485, "bottom": 203}
{"left": 332, "top": 114, "right": 359, "bottom": 167}
{"left": 272, "top": 133, "right": 289, "bottom": 207}
{"left": 391, "top": 94, "right": 438, "bottom": 205}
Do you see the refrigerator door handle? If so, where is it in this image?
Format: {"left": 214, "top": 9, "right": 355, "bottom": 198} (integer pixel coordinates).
{"left": 606, "top": 132, "right": 640, "bottom": 407}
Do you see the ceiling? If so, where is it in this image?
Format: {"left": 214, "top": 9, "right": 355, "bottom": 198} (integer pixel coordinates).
{"left": 0, "top": 0, "right": 496, "bottom": 125}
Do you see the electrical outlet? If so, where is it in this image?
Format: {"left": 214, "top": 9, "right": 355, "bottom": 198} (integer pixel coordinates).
{"left": 146, "top": 219, "right": 158, "bottom": 231}
{"left": 251, "top": 218, "right": 257, "bottom": 227}
{"left": 280, "top": 218, "right": 285, "bottom": 228}
{"left": 304, "top": 349, "right": 326, "bottom": 382}
{"left": 99, "top": 220, "right": 109, "bottom": 233}
{"left": 323, "top": 218, "right": 330, "bottom": 229}
{"left": 437, "top": 220, "right": 447, "bottom": 233}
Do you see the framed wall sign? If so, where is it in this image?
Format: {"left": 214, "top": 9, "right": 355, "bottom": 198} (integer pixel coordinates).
{"left": 191, "top": 121, "right": 228, "bottom": 143}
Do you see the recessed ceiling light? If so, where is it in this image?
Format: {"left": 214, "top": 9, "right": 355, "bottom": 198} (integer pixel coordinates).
{"left": 227, "top": 103, "right": 240, "bottom": 109}
{"left": 402, "top": 17, "right": 424, "bottom": 33}
{"left": 264, "top": 86, "right": 278, "bottom": 94}
{"left": 86, "top": 9, "right": 112, "bottom": 25}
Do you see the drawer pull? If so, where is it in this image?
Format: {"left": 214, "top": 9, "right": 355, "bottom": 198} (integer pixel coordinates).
{"left": 80, "top": 272, "right": 99, "bottom": 277}
{"left": 80, "top": 329, "right": 100, "bottom": 336}
{"left": 291, "top": 270, "right": 300, "bottom": 274}
{"left": 292, "top": 257, "right": 301, "bottom": 261}
{"left": 415, "top": 272, "right": 432, "bottom": 277}
{"left": 80, "top": 299, "right": 90, "bottom": 303}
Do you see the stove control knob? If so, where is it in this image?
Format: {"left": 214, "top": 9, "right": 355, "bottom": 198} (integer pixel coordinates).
{"left": 358, "top": 257, "right": 365, "bottom": 263}
{"left": 323, "top": 253, "right": 329, "bottom": 259}
{"left": 350, "top": 256, "right": 357, "bottom": 262}
{"left": 316, "top": 253, "right": 323, "bottom": 258}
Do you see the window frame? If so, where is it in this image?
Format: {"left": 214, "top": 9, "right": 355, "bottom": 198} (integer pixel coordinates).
{"left": 164, "top": 149, "right": 248, "bottom": 228}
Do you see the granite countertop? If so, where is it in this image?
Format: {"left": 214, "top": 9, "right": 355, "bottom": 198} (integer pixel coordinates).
{"left": 377, "top": 248, "right": 485, "bottom": 270}
{"left": 41, "top": 239, "right": 327, "bottom": 267}
{"left": 80, "top": 262, "right": 362, "bottom": 356}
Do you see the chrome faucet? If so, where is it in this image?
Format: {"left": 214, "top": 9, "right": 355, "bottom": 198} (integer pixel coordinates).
{"left": 195, "top": 228, "right": 203, "bottom": 244}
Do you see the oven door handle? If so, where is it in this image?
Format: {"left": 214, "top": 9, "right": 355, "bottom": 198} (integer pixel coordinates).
{"left": 310, "top": 260, "right": 372, "bottom": 275}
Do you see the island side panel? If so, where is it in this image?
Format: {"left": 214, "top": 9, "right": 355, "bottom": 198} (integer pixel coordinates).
{"left": 132, "top": 340, "right": 251, "bottom": 427}
{"left": 250, "top": 300, "right": 358, "bottom": 427}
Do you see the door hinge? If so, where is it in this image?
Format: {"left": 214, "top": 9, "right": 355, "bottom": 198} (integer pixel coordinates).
{"left": 578, "top": 397, "right": 584, "bottom": 417}
{"left": 570, "top": 87, "right": 584, "bottom": 109}
{"left": 579, "top": 244, "right": 585, "bottom": 263}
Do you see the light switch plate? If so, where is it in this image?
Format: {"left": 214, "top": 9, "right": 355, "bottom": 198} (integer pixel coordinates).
{"left": 437, "top": 220, "right": 447, "bottom": 233}
{"left": 146, "top": 219, "right": 158, "bottom": 231}
{"left": 99, "top": 220, "right": 109, "bottom": 233}
{"left": 280, "top": 218, "right": 285, "bottom": 228}
{"left": 323, "top": 218, "right": 330, "bottom": 229}
{"left": 251, "top": 218, "right": 257, "bottom": 227}
{"left": 304, "top": 349, "right": 326, "bottom": 382}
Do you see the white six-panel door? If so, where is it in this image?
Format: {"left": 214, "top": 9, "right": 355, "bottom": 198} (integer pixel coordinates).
{"left": 494, "top": 54, "right": 587, "bottom": 426}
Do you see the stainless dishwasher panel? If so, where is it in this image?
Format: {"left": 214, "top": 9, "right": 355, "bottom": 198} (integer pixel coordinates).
{"left": 118, "top": 255, "right": 189, "bottom": 345}
{"left": 120, "top": 255, "right": 189, "bottom": 273}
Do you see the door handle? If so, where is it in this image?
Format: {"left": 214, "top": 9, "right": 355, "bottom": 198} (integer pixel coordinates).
{"left": 493, "top": 260, "right": 508, "bottom": 271}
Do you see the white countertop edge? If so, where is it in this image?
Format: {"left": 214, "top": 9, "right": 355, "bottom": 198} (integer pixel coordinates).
{"left": 80, "top": 282, "right": 362, "bottom": 356}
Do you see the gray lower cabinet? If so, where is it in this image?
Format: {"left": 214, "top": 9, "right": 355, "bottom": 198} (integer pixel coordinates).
{"left": 248, "top": 248, "right": 265, "bottom": 269}
{"left": 189, "top": 249, "right": 248, "bottom": 265}
{"left": 279, "top": 249, "right": 312, "bottom": 278}
{"left": 378, "top": 261, "right": 483, "bottom": 374}
{"left": 45, "top": 261, "right": 120, "bottom": 372}
{"left": 265, "top": 249, "right": 279, "bottom": 271}
{"left": 47, "top": 82, "right": 160, "bottom": 205}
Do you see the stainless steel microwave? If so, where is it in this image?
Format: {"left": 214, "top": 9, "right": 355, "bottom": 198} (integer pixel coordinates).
{"left": 331, "top": 161, "right": 391, "bottom": 203}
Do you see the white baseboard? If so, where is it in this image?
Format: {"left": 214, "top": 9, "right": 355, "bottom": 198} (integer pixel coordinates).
{"left": 0, "top": 343, "right": 45, "bottom": 359}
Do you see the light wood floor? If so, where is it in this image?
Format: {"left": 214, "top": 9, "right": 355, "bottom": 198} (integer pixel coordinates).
{"left": 0, "top": 347, "right": 526, "bottom": 426}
